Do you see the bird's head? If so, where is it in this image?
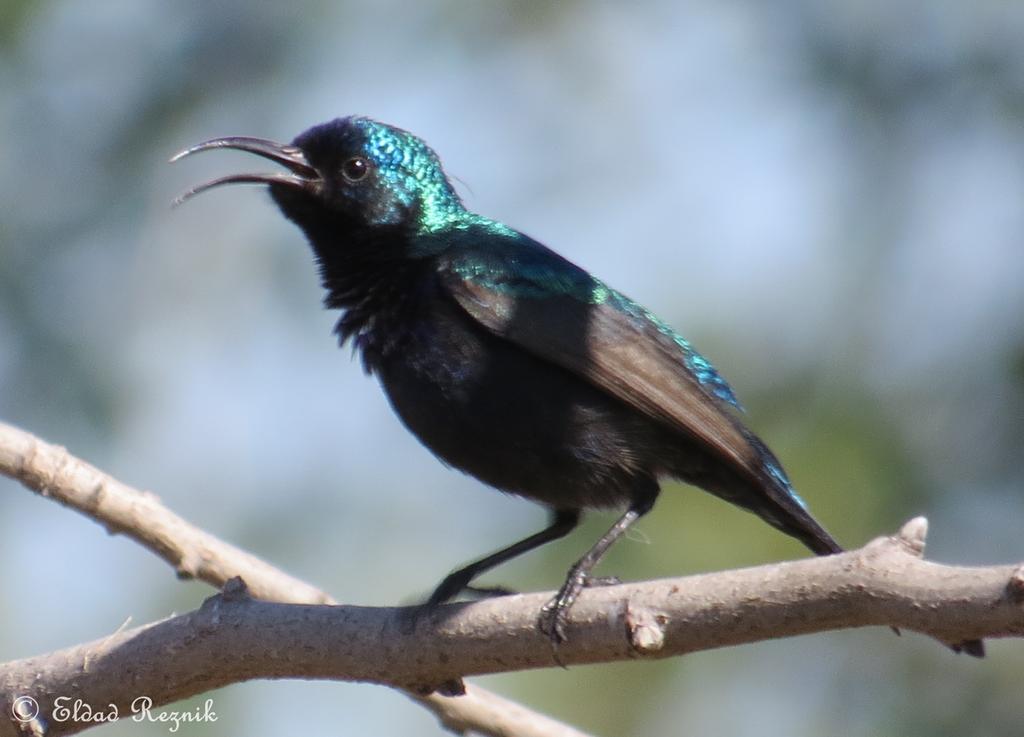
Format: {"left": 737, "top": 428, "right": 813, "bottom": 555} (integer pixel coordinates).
{"left": 172, "top": 116, "right": 465, "bottom": 235}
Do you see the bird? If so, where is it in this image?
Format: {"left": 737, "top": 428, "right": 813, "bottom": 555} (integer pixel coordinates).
{"left": 171, "top": 115, "right": 844, "bottom": 643}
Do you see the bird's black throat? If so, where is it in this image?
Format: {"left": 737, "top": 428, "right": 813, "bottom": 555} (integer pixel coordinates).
{"left": 272, "top": 183, "right": 435, "bottom": 373}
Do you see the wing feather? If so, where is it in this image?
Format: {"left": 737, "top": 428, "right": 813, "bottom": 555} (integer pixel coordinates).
{"left": 437, "top": 248, "right": 767, "bottom": 490}
{"left": 437, "top": 241, "right": 841, "bottom": 555}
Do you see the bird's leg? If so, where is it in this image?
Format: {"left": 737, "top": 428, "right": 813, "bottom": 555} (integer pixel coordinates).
{"left": 425, "top": 509, "right": 580, "bottom": 608}
{"left": 539, "top": 488, "right": 658, "bottom": 645}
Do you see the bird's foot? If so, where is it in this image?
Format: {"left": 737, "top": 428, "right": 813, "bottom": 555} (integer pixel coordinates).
{"left": 465, "top": 584, "right": 518, "bottom": 598}
{"left": 537, "top": 568, "right": 624, "bottom": 656}
{"left": 537, "top": 600, "right": 568, "bottom": 649}
{"left": 408, "top": 575, "right": 517, "bottom": 632}
{"left": 404, "top": 571, "right": 475, "bottom": 633}
{"left": 426, "top": 574, "right": 516, "bottom": 608}
{"left": 425, "top": 570, "right": 474, "bottom": 609}
{"left": 537, "top": 567, "right": 591, "bottom": 650}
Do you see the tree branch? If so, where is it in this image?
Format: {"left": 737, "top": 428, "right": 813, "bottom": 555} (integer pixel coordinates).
{"left": 3, "top": 423, "right": 1022, "bottom": 737}
{"left": 0, "top": 421, "right": 589, "bottom": 737}
{"left": 2, "top": 520, "right": 1023, "bottom": 736}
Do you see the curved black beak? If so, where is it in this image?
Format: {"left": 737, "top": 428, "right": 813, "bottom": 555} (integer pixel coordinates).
{"left": 170, "top": 137, "right": 320, "bottom": 207}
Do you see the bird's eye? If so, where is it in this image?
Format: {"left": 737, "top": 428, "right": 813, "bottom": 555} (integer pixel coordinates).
{"left": 341, "top": 156, "right": 369, "bottom": 182}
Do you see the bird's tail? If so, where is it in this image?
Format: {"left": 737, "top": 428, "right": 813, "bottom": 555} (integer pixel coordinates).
{"left": 743, "top": 437, "right": 989, "bottom": 656}
{"left": 744, "top": 431, "right": 843, "bottom": 556}
{"left": 784, "top": 508, "right": 843, "bottom": 556}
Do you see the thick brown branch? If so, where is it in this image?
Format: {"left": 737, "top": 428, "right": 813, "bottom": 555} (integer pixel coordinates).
{"left": 0, "top": 421, "right": 587, "bottom": 737}
{"left": 1, "top": 525, "right": 1022, "bottom": 736}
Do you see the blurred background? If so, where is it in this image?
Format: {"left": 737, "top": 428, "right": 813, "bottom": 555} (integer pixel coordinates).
{"left": 2, "top": 1, "right": 1022, "bottom": 735}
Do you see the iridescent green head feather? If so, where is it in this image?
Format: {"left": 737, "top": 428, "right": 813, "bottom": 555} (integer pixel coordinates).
{"left": 287, "top": 116, "right": 511, "bottom": 236}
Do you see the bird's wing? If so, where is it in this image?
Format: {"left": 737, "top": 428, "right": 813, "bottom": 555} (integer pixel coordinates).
{"left": 436, "top": 238, "right": 841, "bottom": 556}
{"left": 436, "top": 242, "right": 777, "bottom": 490}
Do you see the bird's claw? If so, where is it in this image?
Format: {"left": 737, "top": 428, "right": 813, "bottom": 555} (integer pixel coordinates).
{"left": 411, "top": 577, "right": 517, "bottom": 634}
{"left": 465, "top": 584, "right": 518, "bottom": 598}
{"left": 537, "top": 569, "right": 591, "bottom": 650}
{"left": 538, "top": 599, "right": 570, "bottom": 646}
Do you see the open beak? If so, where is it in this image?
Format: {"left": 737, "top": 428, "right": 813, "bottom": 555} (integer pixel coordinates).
{"left": 169, "top": 136, "right": 321, "bottom": 207}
